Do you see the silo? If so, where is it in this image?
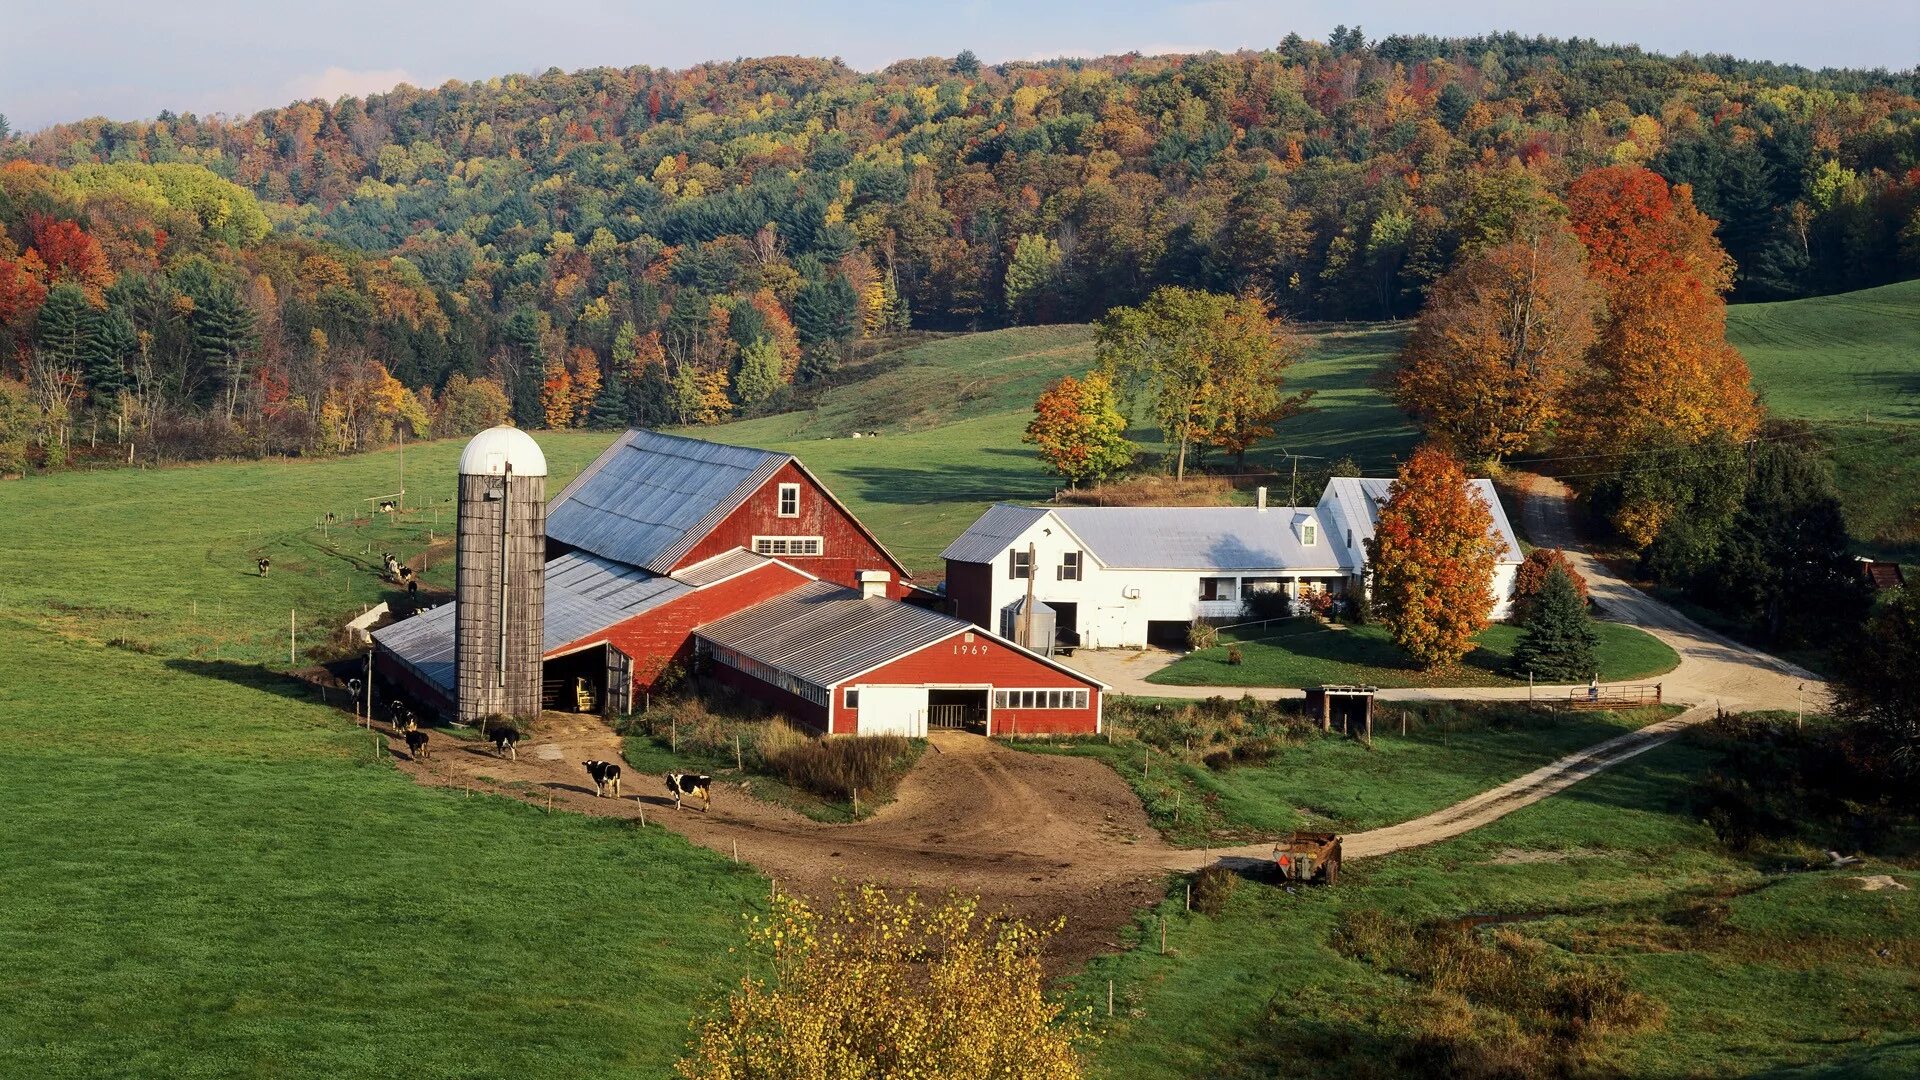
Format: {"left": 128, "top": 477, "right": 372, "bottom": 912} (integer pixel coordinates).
{"left": 455, "top": 426, "right": 547, "bottom": 726}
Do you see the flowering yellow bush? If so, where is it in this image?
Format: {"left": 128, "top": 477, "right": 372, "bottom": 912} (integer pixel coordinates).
{"left": 678, "top": 886, "right": 1088, "bottom": 1079}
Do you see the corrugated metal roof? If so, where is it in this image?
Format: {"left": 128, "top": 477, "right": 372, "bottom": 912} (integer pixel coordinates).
{"left": 546, "top": 429, "right": 790, "bottom": 573}
{"left": 671, "top": 547, "right": 774, "bottom": 587}
{"left": 372, "top": 602, "right": 458, "bottom": 694}
{"left": 939, "top": 503, "right": 1051, "bottom": 563}
{"left": 695, "top": 581, "right": 968, "bottom": 689}
{"left": 1051, "top": 506, "right": 1345, "bottom": 571}
{"left": 373, "top": 551, "right": 707, "bottom": 694}
{"left": 1319, "top": 477, "right": 1522, "bottom": 566}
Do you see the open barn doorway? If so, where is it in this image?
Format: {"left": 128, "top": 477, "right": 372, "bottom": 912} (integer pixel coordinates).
{"left": 541, "top": 643, "right": 633, "bottom": 716}
{"left": 928, "top": 688, "right": 988, "bottom": 732}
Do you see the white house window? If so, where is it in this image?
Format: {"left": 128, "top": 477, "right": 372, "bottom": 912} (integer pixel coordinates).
{"left": 1200, "top": 577, "right": 1237, "bottom": 602}
{"left": 844, "top": 688, "right": 860, "bottom": 710}
{"left": 1009, "top": 548, "right": 1032, "bottom": 579}
{"left": 992, "top": 689, "right": 1088, "bottom": 709}
{"left": 777, "top": 483, "right": 800, "bottom": 518}
{"left": 753, "top": 535, "right": 822, "bottom": 556}
{"left": 1302, "top": 523, "right": 1317, "bottom": 546}
{"left": 1059, "top": 551, "right": 1081, "bottom": 580}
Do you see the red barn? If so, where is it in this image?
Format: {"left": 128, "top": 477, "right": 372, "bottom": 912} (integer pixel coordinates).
{"left": 696, "top": 578, "right": 1106, "bottom": 736}
{"left": 374, "top": 429, "right": 1107, "bottom": 736}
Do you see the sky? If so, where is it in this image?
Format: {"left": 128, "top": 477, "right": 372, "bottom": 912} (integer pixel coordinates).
{"left": 5, "top": 0, "right": 1917, "bottom": 132}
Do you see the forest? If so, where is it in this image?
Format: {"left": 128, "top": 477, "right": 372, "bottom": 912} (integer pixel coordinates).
{"left": 1, "top": 31, "right": 1917, "bottom": 466}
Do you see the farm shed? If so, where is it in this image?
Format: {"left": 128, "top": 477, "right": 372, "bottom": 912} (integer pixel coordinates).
{"left": 695, "top": 578, "right": 1107, "bottom": 737}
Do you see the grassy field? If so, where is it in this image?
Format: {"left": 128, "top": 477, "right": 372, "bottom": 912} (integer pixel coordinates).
{"left": 1017, "top": 699, "right": 1679, "bottom": 845}
{"left": 1726, "top": 279, "right": 1920, "bottom": 563}
{"left": 1071, "top": 733, "right": 1920, "bottom": 1079}
{"left": 1148, "top": 618, "right": 1679, "bottom": 690}
{"left": 0, "top": 434, "right": 795, "bottom": 1080}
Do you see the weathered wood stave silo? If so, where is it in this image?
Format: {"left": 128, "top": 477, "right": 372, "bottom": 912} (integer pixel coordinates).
{"left": 454, "top": 426, "right": 547, "bottom": 726}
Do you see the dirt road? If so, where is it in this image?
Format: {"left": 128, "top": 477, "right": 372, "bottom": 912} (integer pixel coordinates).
{"left": 388, "top": 717, "right": 1172, "bottom": 965}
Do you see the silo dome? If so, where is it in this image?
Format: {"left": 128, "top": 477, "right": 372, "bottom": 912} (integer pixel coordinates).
{"left": 458, "top": 425, "right": 547, "bottom": 477}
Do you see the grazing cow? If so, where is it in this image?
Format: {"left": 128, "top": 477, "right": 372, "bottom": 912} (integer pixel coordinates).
{"left": 404, "top": 730, "right": 430, "bottom": 760}
{"left": 583, "top": 760, "right": 622, "bottom": 798}
{"left": 490, "top": 726, "right": 519, "bottom": 760}
{"left": 390, "top": 705, "right": 417, "bottom": 734}
{"left": 664, "top": 772, "right": 713, "bottom": 812}
{"left": 378, "top": 500, "right": 397, "bottom": 513}
{"left": 397, "top": 565, "right": 416, "bottom": 584}
{"left": 257, "top": 557, "right": 271, "bottom": 577}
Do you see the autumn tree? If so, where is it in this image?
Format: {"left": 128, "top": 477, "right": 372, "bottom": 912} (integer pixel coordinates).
{"left": 540, "top": 353, "right": 575, "bottom": 428}
{"left": 1366, "top": 446, "right": 1500, "bottom": 669}
{"left": 733, "top": 336, "right": 784, "bottom": 407}
{"left": 1512, "top": 548, "right": 1589, "bottom": 619}
{"left": 1095, "top": 287, "right": 1310, "bottom": 480}
{"left": 1023, "top": 370, "right": 1135, "bottom": 487}
{"left": 1393, "top": 225, "right": 1601, "bottom": 463}
{"left": 434, "top": 373, "right": 510, "bottom": 436}
{"left": 1004, "top": 233, "right": 1063, "bottom": 323}
{"left": 1564, "top": 166, "right": 1761, "bottom": 534}
{"left": 0, "top": 377, "right": 30, "bottom": 473}
{"left": 678, "top": 886, "right": 1086, "bottom": 1080}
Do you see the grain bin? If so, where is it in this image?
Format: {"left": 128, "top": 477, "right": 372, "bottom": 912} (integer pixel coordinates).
{"left": 454, "top": 426, "right": 547, "bottom": 725}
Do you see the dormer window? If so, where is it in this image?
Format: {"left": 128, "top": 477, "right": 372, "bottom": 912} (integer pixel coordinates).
{"left": 1302, "top": 523, "right": 1317, "bottom": 546}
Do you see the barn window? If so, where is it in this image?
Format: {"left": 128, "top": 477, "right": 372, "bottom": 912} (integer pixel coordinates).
{"left": 1009, "top": 548, "right": 1032, "bottom": 579}
{"left": 992, "top": 689, "right": 1089, "bottom": 709}
{"left": 777, "top": 483, "right": 800, "bottom": 518}
{"left": 993, "top": 690, "right": 1007, "bottom": 708}
{"left": 844, "top": 688, "right": 859, "bottom": 710}
{"left": 1058, "top": 551, "right": 1081, "bottom": 580}
{"left": 754, "top": 535, "right": 822, "bottom": 556}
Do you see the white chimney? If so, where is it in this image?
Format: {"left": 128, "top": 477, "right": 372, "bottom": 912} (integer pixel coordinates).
{"left": 1257, "top": 486, "right": 1268, "bottom": 512}
{"left": 858, "top": 570, "right": 890, "bottom": 599}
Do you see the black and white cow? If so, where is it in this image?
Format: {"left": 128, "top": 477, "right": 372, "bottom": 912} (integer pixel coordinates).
{"left": 404, "top": 730, "right": 430, "bottom": 760}
{"left": 490, "top": 726, "right": 519, "bottom": 760}
{"left": 257, "top": 557, "right": 271, "bottom": 577}
{"left": 583, "top": 760, "right": 622, "bottom": 798}
{"left": 664, "top": 772, "right": 712, "bottom": 812}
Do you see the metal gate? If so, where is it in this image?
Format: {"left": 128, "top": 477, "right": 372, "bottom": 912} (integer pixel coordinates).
{"left": 929, "top": 704, "right": 971, "bottom": 730}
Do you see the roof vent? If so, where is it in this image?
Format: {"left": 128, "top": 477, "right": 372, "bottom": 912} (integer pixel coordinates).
{"left": 858, "top": 570, "right": 890, "bottom": 599}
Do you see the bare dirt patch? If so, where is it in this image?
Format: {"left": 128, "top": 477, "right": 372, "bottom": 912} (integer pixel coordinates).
{"left": 385, "top": 714, "right": 1177, "bottom": 966}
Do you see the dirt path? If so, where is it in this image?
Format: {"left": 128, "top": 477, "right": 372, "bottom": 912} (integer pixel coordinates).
{"left": 385, "top": 717, "right": 1173, "bottom": 966}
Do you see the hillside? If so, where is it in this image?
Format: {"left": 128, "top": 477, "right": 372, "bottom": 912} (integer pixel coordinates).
{"left": 1727, "top": 279, "right": 1920, "bottom": 560}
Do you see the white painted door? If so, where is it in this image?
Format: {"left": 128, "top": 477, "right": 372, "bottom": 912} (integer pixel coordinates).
{"left": 856, "top": 686, "right": 927, "bottom": 737}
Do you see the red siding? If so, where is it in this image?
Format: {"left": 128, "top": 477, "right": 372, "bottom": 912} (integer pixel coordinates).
{"left": 711, "top": 661, "right": 828, "bottom": 732}
{"left": 835, "top": 630, "right": 1101, "bottom": 736}
{"left": 674, "top": 461, "right": 910, "bottom": 597}
{"left": 551, "top": 562, "right": 812, "bottom": 693}
{"left": 945, "top": 559, "right": 993, "bottom": 630}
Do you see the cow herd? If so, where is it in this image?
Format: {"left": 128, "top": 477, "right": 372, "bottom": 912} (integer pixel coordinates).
{"left": 384, "top": 711, "right": 710, "bottom": 813}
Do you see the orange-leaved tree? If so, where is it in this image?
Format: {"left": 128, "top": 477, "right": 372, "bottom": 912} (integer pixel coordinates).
{"left": 1023, "top": 370, "right": 1135, "bottom": 487}
{"left": 1366, "top": 446, "right": 1501, "bottom": 669}
{"left": 1393, "top": 224, "right": 1601, "bottom": 463}
{"left": 1564, "top": 166, "right": 1761, "bottom": 540}
{"left": 1511, "top": 547, "right": 1589, "bottom": 618}
{"left": 678, "top": 885, "right": 1087, "bottom": 1080}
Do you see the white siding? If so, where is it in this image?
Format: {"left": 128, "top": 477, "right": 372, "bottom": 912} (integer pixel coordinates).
{"left": 854, "top": 686, "right": 927, "bottom": 737}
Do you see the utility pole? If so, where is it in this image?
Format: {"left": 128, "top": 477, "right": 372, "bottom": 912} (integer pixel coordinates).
{"left": 1289, "top": 453, "right": 1299, "bottom": 508}
{"left": 1019, "top": 540, "right": 1037, "bottom": 649}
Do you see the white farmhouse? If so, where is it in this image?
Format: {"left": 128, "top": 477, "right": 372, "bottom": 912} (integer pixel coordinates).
{"left": 940, "top": 478, "right": 1522, "bottom": 650}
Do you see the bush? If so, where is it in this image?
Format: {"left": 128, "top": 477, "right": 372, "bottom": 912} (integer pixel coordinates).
{"left": 1190, "top": 864, "right": 1239, "bottom": 915}
{"left": 679, "top": 887, "right": 1087, "bottom": 1078}
{"left": 1242, "top": 587, "right": 1294, "bottom": 622}
{"left": 1105, "top": 695, "right": 1309, "bottom": 768}
{"left": 762, "top": 735, "right": 915, "bottom": 802}
{"left": 1186, "top": 620, "right": 1219, "bottom": 651}
{"left": 1054, "top": 473, "right": 1232, "bottom": 506}
{"left": 1225, "top": 644, "right": 1243, "bottom": 666}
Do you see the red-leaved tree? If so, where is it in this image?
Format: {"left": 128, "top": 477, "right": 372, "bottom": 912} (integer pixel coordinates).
{"left": 1366, "top": 446, "right": 1501, "bottom": 669}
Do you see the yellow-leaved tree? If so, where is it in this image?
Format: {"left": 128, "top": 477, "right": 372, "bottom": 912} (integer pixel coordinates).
{"left": 678, "top": 886, "right": 1088, "bottom": 1080}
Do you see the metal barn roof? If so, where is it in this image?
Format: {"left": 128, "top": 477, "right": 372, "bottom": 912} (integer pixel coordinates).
{"left": 371, "top": 602, "right": 457, "bottom": 694}
{"left": 671, "top": 547, "right": 775, "bottom": 587}
{"left": 546, "top": 429, "right": 791, "bottom": 573}
{"left": 694, "top": 581, "right": 966, "bottom": 689}
{"left": 1050, "top": 505, "right": 1345, "bottom": 572}
{"left": 938, "top": 503, "right": 1050, "bottom": 563}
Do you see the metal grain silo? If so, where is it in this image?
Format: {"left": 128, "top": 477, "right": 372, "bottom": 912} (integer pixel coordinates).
{"left": 455, "top": 426, "right": 547, "bottom": 725}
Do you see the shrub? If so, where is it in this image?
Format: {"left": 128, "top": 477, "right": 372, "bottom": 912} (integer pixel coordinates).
{"left": 678, "top": 886, "right": 1087, "bottom": 1079}
{"left": 1054, "top": 473, "right": 1232, "bottom": 506}
{"left": 1242, "top": 587, "right": 1294, "bottom": 622}
{"left": 1225, "top": 644, "right": 1244, "bottom": 666}
{"left": 1190, "top": 864, "right": 1239, "bottom": 915}
{"left": 761, "top": 735, "right": 915, "bottom": 802}
{"left": 1186, "top": 620, "right": 1219, "bottom": 651}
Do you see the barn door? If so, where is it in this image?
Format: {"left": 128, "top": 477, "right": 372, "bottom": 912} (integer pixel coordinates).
{"left": 603, "top": 645, "right": 634, "bottom": 717}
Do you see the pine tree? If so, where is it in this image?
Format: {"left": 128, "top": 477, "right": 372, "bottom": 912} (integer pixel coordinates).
{"left": 1510, "top": 565, "right": 1599, "bottom": 682}
{"left": 588, "top": 364, "right": 628, "bottom": 429}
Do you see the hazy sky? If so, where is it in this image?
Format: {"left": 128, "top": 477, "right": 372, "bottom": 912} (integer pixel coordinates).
{"left": 6, "top": 0, "right": 1917, "bottom": 132}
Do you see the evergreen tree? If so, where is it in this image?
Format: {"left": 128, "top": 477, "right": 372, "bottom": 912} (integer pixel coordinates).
{"left": 1510, "top": 566, "right": 1599, "bottom": 682}
{"left": 501, "top": 307, "right": 547, "bottom": 425}
{"left": 34, "top": 285, "right": 91, "bottom": 373}
{"left": 83, "top": 304, "right": 136, "bottom": 402}
{"left": 793, "top": 276, "right": 857, "bottom": 349}
{"left": 625, "top": 362, "right": 676, "bottom": 428}
{"left": 953, "top": 50, "right": 980, "bottom": 76}
{"left": 587, "top": 364, "right": 629, "bottom": 429}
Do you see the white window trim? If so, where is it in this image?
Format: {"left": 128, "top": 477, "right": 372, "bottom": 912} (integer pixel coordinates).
{"left": 991, "top": 688, "right": 1090, "bottom": 710}
{"left": 752, "top": 535, "right": 823, "bottom": 557}
{"left": 776, "top": 482, "right": 801, "bottom": 518}
{"left": 1302, "top": 524, "right": 1317, "bottom": 546}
